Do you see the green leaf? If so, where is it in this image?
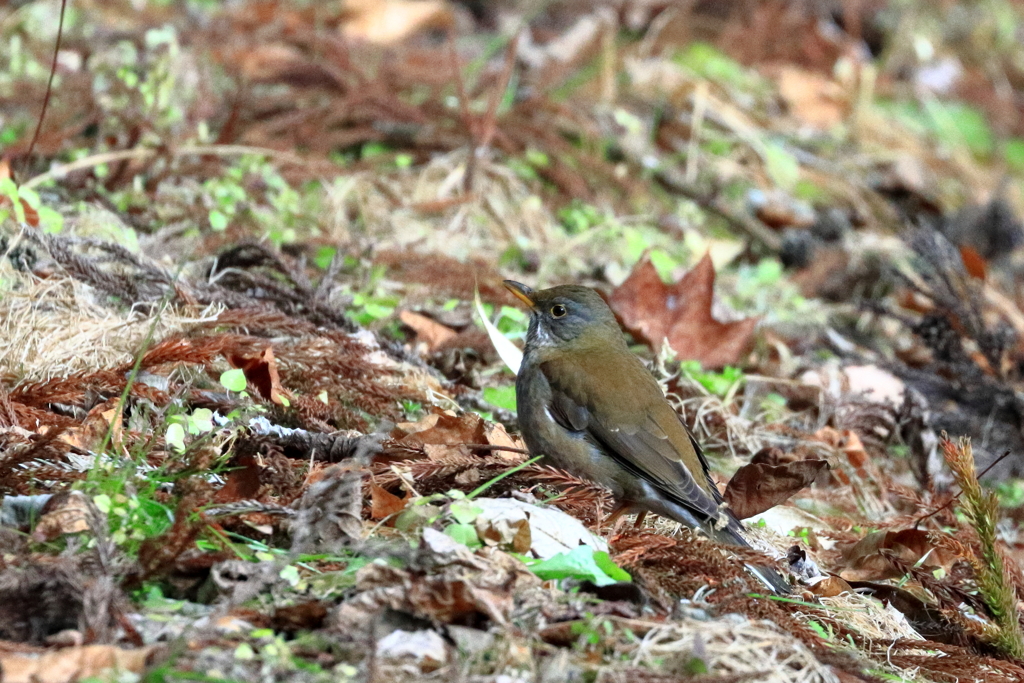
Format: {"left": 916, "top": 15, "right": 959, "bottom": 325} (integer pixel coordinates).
{"left": 234, "top": 642, "right": 256, "bottom": 661}
{"left": 450, "top": 499, "right": 483, "bottom": 525}
{"left": 762, "top": 143, "right": 799, "bottom": 189}
{"left": 923, "top": 100, "right": 993, "bottom": 157}
{"left": 220, "top": 368, "right": 247, "bottom": 392}
{"left": 36, "top": 206, "right": 64, "bottom": 233}
{"left": 17, "top": 187, "right": 39, "bottom": 210}
{"left": 684, "top": 656, "right": 708, "bottom": 675}
{"left": 482, "top": 385, "right": 517, "bottom": 412}
{"left": 526, "top": 545, "right": 631, "bottom": 587}
{"left": 314, "top": 246, "right": 337, "bottom": 270}
{"left": 0, "top": 177, "right": 18, "bottom": 203}
{"left": 395, "top": 504, "right": 441, "bottom": 531}
{"left": 0, "top": 177, "right": 24, "bottom": 223}
{"left": 648, "top": 249, "right": 678, "bottom": 281}
{"left": 674, "top": 42, "right": 749, "bottom": 88}
{"left": 208, "top": 209, "right": 229, "bottom": 231}
{"left": 591, "top": 550, "right": 633, "bottom": 583}
{"left": 1005, "top": 138, "right": 1024, "bottom": 173}
{"left": 361, "top": 302, "right": 394, "bottom": 321}
{"left": 444, "top": 523, "right": 482, "bottom": 548}
{"left": 279, "top": 565, "right": 301, "bottom": 586}
{"left": 524, "top": 148, "right": 549, "bottom": 167}
{"left": 680, "top": 361, "right": 744, "bottom": 397}
{"left": 165, "top": 423, "right": 186, "bottom": 452}
{"left": 755, "top": 258, "right": 783, "bottom": 284}
{"left": 189, "top": 408, "right": 214, "bottom": 434}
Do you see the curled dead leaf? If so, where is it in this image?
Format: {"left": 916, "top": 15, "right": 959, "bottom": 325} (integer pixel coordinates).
{"left": 724, "top": 458, "right": 827, "bottom": 519}
{"left": 333, "top": 528, "right": 540, "bottom": 630}
{"left": 370, "top": 481, "right": 409, "bottom": 521}
{"left": 813, "top": 427, "right": 870, "bottom": 481}
{"left": 400, "top": 310, "right": 459, "bottom": 353}
{"left": 476, "top": 515, "right": 532, "bottom": 554}
{"left": 228, "top": 346, "right": 289, "bottom": 405}
{"left": 389, "top": 411, "right": 525, "bottom": 464}
{"left": 55, "top": 401, "right": 122, "bottom": 452}
{"left": 839, "top": 529, "right": 958, "bottom": 582}
{"left": 846, "top": 581, "right": 966, "bottom": 644}
{"left": 32, "top": 491, "right": 91, "bottom": 542}
{"left": 806, "top": 574, "right": 852, "bottom": 597}
{"left": 958, "top": 245, "right": 987, "bottom": 281}
{"left": 392, "top": 411, "right": 488, "bottom": 449}
{"left": 213, "top": 453, "right": 263, "bottom": 503}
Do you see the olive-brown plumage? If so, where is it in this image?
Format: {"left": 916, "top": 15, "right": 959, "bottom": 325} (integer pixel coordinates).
{"left": 505, "top": 280, "right": 789, "bottom": 594}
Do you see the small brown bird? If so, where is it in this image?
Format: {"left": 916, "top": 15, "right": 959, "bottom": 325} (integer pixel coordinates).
{"left": 505, "top": 280, "right": 789, "bottom": 594}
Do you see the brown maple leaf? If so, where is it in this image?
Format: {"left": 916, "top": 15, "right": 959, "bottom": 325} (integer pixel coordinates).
{"left": 608, "top": 253, "right": 758, "bottom": 368}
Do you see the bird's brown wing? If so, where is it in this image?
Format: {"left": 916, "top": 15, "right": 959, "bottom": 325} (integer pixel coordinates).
{"left": 548, "top": 385, "right": 723, "bottom": 523}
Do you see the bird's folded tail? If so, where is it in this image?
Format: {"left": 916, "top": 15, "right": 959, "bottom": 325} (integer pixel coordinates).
{"left": 743, "top": 562, "right": 792, "bottom": 595}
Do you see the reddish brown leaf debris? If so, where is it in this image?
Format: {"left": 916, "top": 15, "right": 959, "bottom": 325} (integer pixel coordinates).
{"left": 370, "top": 481, "right": 408, "bottom": 521}
{"left": 609, "top": 253, "right": 758, "bottom": 368}
{"left": 839, "top": 529, "right": 959, "bottom": 582}
{"left": 228, "top": 346, "right": 289, "bottom": 405}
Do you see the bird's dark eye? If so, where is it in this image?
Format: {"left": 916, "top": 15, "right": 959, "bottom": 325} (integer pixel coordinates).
{"left": 550, "top": 304, "right": 567, "bottom": 318}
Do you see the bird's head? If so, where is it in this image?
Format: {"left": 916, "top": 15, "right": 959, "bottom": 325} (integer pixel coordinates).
{"left": 503, "top": 281, "right": 620, "bottom": 352}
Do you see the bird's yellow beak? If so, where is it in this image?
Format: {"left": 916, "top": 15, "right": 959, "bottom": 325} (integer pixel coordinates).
{"left": 503, "top": 280, "right": 536, "bottom": 310}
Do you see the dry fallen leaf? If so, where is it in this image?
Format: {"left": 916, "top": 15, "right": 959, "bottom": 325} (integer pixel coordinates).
{"left": 958, "top": 245, "right": 987, "bottom": 281}
{"left": 609, "top": 253, "right": 758, "bottom": 368}
{"left": 806, "top": 574, "right": 852, "bottom": 597}
{"left": 400, "top": 310, "right": 459, "bottom": 353}
{"left": 482, "top": 422, "right": 526, "bottom": 461}
{"left": 839, "top": 529, "right": 957, "bottom": 582}
{"left": 334, "top": 528, "right": 540, "bottom": 629}
{"left": 235, "top": 42, "right": 305, "bottom": 81}
{"left": 723, "top": 458, "right": 827, "bottom": 519}
{"left": 0, "top": 644, "right": 152, "bottom": 683}
{"left": 370, "top": 481, "right": 409, "bottom": 521}
{"left": 390, "top": 410, "right": 511, "bottom": 452}
{"left": 377, "top": 629, "right": 448, "bottom": 670}
{"left": 393, "top": 411, "right": 485, "bottom": 447}
{"left": 470, "top": 497, "right": 606, "bottom": 558}
{"left": 813, "top": 427, "right": 871, "bottom": 481}
{"left": 32, "top": 491, "right": 92, "bottom": 542}
{"left": 846, "top": 581, "right": 965, "bottom": 644}
{"left": 341, "top": 0, "right": 455, "bottom": 45}
{"left": 476, "top": 515, "right": 532, "bottom": 554}
{"left": 56, "top": 401, "right": 122, "bottom": 452}
{"left": 213, "top": 453, "right": 263, "bottom": 503}
{"left": 228, "top": 346, "right": 289, "bottom": 405}
{"left": 776, "top": 66, "right": 848, "bottom": 130}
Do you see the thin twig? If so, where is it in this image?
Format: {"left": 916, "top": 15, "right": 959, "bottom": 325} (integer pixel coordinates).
{"left": 462, "top": 443, "right": 531, "bottom": 455}
{"left": 22, "top": 144, "right": 308, "bottom": 190}
{"left": 654, "top": 165, "right": 782, "bottom": 252}
{"left": 23, "top": 0, "right": 67, "bottom": 170}
{"left": 477, "top": 32, "right": 520, "bottom": 153}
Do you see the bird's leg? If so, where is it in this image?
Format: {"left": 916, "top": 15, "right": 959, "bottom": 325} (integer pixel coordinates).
{"left": 632, "top": 511, "right": 648, "bottom": 529}
{"left": 604, "top": 503, "right": 631, "bottom": 529}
